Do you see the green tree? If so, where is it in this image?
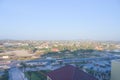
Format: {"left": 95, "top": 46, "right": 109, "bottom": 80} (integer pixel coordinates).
{"left": 20, "top": 62, "right": 27, "bottom": 72}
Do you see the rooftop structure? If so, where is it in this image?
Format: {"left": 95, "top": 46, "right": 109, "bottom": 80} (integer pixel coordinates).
{"left": 47, "top": 65, "right": 97, "bottom": 80}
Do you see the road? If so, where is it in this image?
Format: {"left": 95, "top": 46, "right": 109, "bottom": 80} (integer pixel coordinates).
{"left": 9, "top": 67, "right": 28, "bottom": 80}
{"left": 27, "top": 56, "right": 120, "bottom": 64}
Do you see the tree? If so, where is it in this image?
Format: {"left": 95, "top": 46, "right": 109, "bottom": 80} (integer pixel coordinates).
{"left": 20, "top": 62, "right": 27, "bottom": 72}
{"left": 27, "top": 65, "right": 34, "bottom": 80}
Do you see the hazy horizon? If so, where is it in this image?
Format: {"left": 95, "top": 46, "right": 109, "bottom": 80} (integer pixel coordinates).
{"left": 0, "top": 0, "right": 120, "bottom": 41}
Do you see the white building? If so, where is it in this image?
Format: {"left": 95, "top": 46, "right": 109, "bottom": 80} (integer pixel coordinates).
{"left": 2, "top": 56, "right": 9, "bottom": 59}
{"left": 111, "top": 59, "right": 120, "bottom": 80}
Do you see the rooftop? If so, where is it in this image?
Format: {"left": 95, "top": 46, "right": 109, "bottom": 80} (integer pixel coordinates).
{"left": 47, "top": 65, "right": 97, "bottom": 80}
{"left": 112, "top": 59, "right": 120, "bottom": 62}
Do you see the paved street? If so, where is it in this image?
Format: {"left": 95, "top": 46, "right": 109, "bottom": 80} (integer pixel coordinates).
{"left": 27, "top": 56, "right": 120, "bottom": 64}
{"left": 9, "top": 67, "right": 28, "bottom": 80}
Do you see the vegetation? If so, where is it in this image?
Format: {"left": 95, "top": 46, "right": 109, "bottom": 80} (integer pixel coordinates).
{"left": 0, "top": 70, "right": 8, "bottom": 80}
{"left": 20, "top": 62, "right": 27, "bottom": 72}
{"left": 25, "top": 70, "right": 49, "bottom": 80}
{"left": 42, "top": 49, "right": 101, "bottom": 59}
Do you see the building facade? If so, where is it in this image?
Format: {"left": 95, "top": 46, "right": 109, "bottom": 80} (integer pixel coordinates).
{"left": 111, "top": 59, "right": 120, "bottom": 80}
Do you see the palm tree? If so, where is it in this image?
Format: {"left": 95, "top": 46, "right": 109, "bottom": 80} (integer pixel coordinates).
{"left": 27, "top": 71, "right": 32, "bottom": 80}
{"left": 20, "top": 62, "right": 27, "bottom": 72}
{"left": 27, "top": 65, "right": 34, "bottom": 80}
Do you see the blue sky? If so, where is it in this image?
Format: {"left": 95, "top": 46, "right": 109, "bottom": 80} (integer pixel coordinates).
{"left": 0, "top": 0, "right": 120, "bottom": 40}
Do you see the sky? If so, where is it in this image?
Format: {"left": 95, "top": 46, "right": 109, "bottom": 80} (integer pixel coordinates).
{"left": 0, "top": 0, "right": 120, "bottom": 40}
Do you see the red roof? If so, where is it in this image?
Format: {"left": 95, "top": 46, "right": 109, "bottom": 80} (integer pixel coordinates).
{"left": 47, "top": 65, "right": 97, "bottom": 80}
